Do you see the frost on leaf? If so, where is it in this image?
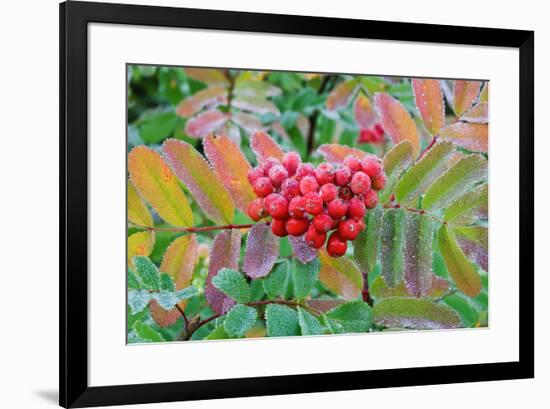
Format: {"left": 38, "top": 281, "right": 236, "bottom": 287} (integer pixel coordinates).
{"left": 128, "top": 290, "right": 151, "bottom": 314}
{"left": 150, "top": 300, "right": 180, "bottom": 328}
{"left": 317, "top": 144, "right": 367, "bottom": 164}
{"left": 379, "top": 141, "right": 413, "bottom": 203}
{"left": 403, "top": 213, "right": 434, "bottom": 297}
{"left": 231, "top": 111, "right": 263, "bottom": 133}
{"left": 354, "top": 94, "right": 377, "bottom": 129}
{"left": 265, "top": 304, "right": 300, "bottom": 337}
{"left": 326, "top": 79, "right": 359, "bottom": 111}
{"left": 453, "top": 226, "right": 488, "bottom": 272}
{"left": 262, "top": 262, "right": 288, "bottom": 300}
{"left": 184, "top": 68, "right": 230, "bottom": 87}
{"left": 184, "top": 110, "right": 228, "bottom": 139}
{"left": 412, "top": 78, "right": 445, "bottom": 135}
{"left": 223, "top": 304, "right": 258, "bottom": 338}
{"left": 452, "top": 80, "right": 481, "bottom": 117}
{"left": 250, "top": 130, "right": 284, "bottom": 162}
{"left": 127, "top": 231, "right": 155, "bottom": 268}
{"left": 439, "top": 122, "right": 488, "bottom": 153}
{"left": 243, "top": 223, "right": 279, "bottom": 279}
{"left": 212, "top": 268, "right": 251, "bottom": 305}
{"left": 294, "top": 259, "right": 320, "bottom": 301}
{"left": 133, "top": 256, "right": 160, "bottom": 291}
{"left": 380, "top": 208, "right": 406, "bottom": 288}
{"left": 206, "top": 230, "right": 242, "bottom": 314}
{"left": 176, "top": 85, "right": 228, "bottom": 118}
{"left": 128, "top": 180, "right": 153, "bottom": 227}
{"left": 460, "top": 102, "right": 488, "bottom": 124}
{"left": 353, "top": 206, "right": 382, "bottom": 273}
{"left": 443, "top": 183, "right": 488, "bottom": 226}
{"left": 323, "top": 301, "right": 372, "bottom": 334}
{"left": 318, "top": 249, "right": 363, "bottom": 300}
{"left": 370, "top": 275, "right": 450, "bottom": 300}
{"left": 232, "top": 96, "right": 280, "bottom": 116}
{"left": 297, "top": 308, "right": 324, "bottom": 335}
{"left": 289, "top": 234, "right": 317, "bottom": 264}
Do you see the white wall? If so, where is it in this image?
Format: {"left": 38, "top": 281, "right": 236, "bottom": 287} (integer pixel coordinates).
{"left": 0, "top": 0, "right": 545, "bottom": 408}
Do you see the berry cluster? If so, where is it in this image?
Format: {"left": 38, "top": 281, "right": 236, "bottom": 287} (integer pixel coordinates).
{"left": 247, "top": 152, "right": 387, "bottom": 257}
{"left": 358, "top": 123, "right": 385, "bottom": 144}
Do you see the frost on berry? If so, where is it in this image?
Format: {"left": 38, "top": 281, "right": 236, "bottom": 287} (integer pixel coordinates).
{"left": 320, "top": 183, "right": 338, "bottom": 202}
{"left": 286, "top": 217, "right": 309, "bottom": 236}
{"left": 282, "top": 151, "right": 301, "bottom": 176}
{"left": 299, "top": 175, "right": 320, "bottom": 195}
{"left": 334, "top": 166, "right": 352, "bottom": 186}
{"left": 289, "top": 234, "right": 318, "bottom": 264}
{"left": 350, "top": 171, "right": 371, "bottom": 195}
{"left": 288, "top": 196, "right": 306, "bottom": 218}
{"left": 268, "top": 164, "right": 288, "bottom": 188}
{"left": 243, "top": 223, "right": 279, "bottom": 279}
{"left": 271, "top": 219, "right": 288, "bottom": 237}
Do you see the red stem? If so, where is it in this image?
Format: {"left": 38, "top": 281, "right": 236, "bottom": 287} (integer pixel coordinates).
{"left": 130, "top": 222, "right": 265, "bottom": 233}
{"left": 417, "top": 136, "right": 438, "bottom": 160}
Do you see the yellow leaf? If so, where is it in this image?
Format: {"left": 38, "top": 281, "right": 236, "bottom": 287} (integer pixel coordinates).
{"left": 127, "top": 231, "right": 155, "bottom": 268}
{"left": 318, "top": 249, "right": 363, "bottom": 300}
{"left": 160, "top": 234, "right": 198, "bottom": 290}
{"left": 127, "top": 180, "right": 153, "bottom": 227}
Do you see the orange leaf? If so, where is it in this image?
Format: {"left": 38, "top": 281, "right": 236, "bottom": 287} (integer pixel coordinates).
{"left": 374, "top": 93, "right": 420, "bottom": 156}
{"left": 453, "top": 80, "right": 482, "bottom": 117}
{"left": 317, "top": 144, "right": 367, "bottom": 164}
{"left": 161, "top": 234, "right": 198, "bottom": 290}
{"left": 204, "top": 134, "right": 256, "bottom": 214}
{"left": 326, "top": 79, "right": 359, "bottom": 111}
{"left": 479, "top": 83, "right": 489, "bottom": 103}
{"left": 412, "top": 79, "right": 445, "bottom": 135}
{"left": 460, "top": 102, "right": 488, "bottom": 124}
{"left": 184, "top": 68, "right": 230, "bottom": 87}
{"left": 439, "top": 122, "right": 488, "bottom": 153}
{"left": 150, "top": 300, "right": 180, "bottom": 328}
{"left": 185, "top": 110, "right": 227, "bottom": 139}
{"left": 128, "top": 146, "right": 193, "bottom": 227}
{"left": 354, "top": 94, "right": 377, "bottom": 129}
{"left": 127, "top": 180, "right": 153, "bottom": 227}
{"left": 127, "top": 231, "right": 155, "bottom": 268}
{"left": 318, "top": 249, "right": 363, "bottom": 300}
{"left": 250, "top": 130, "right": 284, "bottom": 162}
{"left": 176, "top": 85, "right": 227, "bottom": 118}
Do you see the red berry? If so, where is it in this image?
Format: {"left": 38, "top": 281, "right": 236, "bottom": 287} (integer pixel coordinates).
{"left": 338, "top": 219, "right": 360, "bottom": 241}
{"left": 356, "top": 218, "right": 366, "bottom": 232}
{"left": 282, "top": 152, "right": 301, "bottom": 176}
{"left": 304, "top": 192, "right": 323, "bottom": 215}
{"left": 347, "top": 196, "right": 366, "bottom": 219}
{"left": 361, "top": 157, "right": 383, "bottom": 179}
{"left": 314, "top": 163, "right": 335, "bottom": 185}
{"left": 331, "top": 216, "right": 341, "bottom": 229}
{"left": 328, "top": 198, "right": 348, "bottom": 219}
{"left": 281, "top": 178, "right": 301, "bottom": 199}
{"left": 247, "top": 166, "right": 265, "bottom": 185}
{"left": 358, "top": 128, "right": 376, "bottom": 144}
{"left": 305, "top": 225, "right": 326, "bottom": 249}
{"left": 288, "top": 196, "right": 307, "bottom": 218}
{"left": 268, "top": 165, "right": 288, "bottom": 188}
{"left": 374, "top": 123, "right": 385, "bottom": 137}
{"left": 371, "top": 173, "right": 387, "bottom": 191}
{"left": 253, "top": 177, "right": 274, "bottom": 197}
{"left": 338, "top": 186, "right": 353, "bottom": 201}
{"left": 286, "top": 217, "right": 309, "bottom": 236}
{"left": 271, "top": 219, "right": 288, "bottom": 237}
{"left": 299, "top": 175, "right": 320, "bottom": 195}
{"left": 343, "top": 155, "right": 362, "bottom": 172}
{"left": 247, "top": 198, "right": 265, "bottom": 221}
{"left": 296, "top": 163, "right": 315, "bottom": 180}
{"left": 327, "top": 232, "right": 347, "bottom": 257}
{"left": 264, "top": 193, "right": 289, "bottom": 220}
{"left": 350, "top": 171, "right": 371, "bottom": 195}
{"left": 363, "top": 189, "right": 379, "bottom": 209}
{"left": 334, "top": 165, "right": 352, "bottom": 186}
{"left": 320, "top": 183, "right": 338, "bottom": 203}
{"left": 313, "top": 213, "right": 333, "bottom": 233}
{"left": 261, "top": 157, "right": 281, "bottom": 174}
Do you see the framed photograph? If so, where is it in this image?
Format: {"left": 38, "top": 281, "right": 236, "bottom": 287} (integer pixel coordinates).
{"left": 60, "top": 1, "right": 534, "bottom": 407}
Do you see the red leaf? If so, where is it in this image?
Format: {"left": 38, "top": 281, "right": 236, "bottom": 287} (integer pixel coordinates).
{"left": 317, "top": 144, "right": 367, "bottom": 164}
{"left": 232, "top": 96, "right": 280, "bottom": 116}
{"left": 460, "top": 102, "right": 488, "bottom": 124}
{"left": 354, "top": 94, "right": 377, "bottom": 129}
{"left": 412, "top": 79, "right": 445, "bottom": 135}
{"left": 439, "top": 122, "right": 488, "bottom": 153}
{"left": 250, "top": 130, "right": 284, "bottom": 162}
{"left": 231, "top": 111, "right": 263, "bottom": 133}
{"left": 242, "top": 223, "right": 279, "bottom": 278}
{"left": 150, "top": 300, "right": 180, "bottom": 328}
{"left": 176, "top": 85, "right": 228, "bottom": 118}
{"left": 185, "top": 110, "right": 227, "bottom": 139}
{"left": 326, "top": 79, "right": 359, "bottom": 111}
{"left": 453, "top": 80, "right": 481, "bottom": 117}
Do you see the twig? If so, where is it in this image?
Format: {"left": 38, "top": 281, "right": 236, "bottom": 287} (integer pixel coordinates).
{"left": 417, "top": 136, "right": 438, "bottom": 160}
{"left": 361, "top": 272, "right": 373, "bottom": 307}
{"left": 129, "top": 222, "right": 264, "bottom": 234}
{"left": 382, "top": 203, "right": 447, "bottom": 225}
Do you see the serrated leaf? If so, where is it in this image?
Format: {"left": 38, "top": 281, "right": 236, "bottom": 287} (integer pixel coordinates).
{"left": 149, "top": 300, "right": 180, "bottom": 328}
{"left": 159, "top": 273, "right": 175, "bottom": 292}
{"left": 317, "top": 143, "right": 367, "bottom": 164}
{"left": 242, "top": 223, "right": 279, "bottom": 279}
{"left": 250, "top": 130, "right": 284, "bottom": 162}
{"left": 127, "top": 231, "right": 155, "bottom": 268}
{"left": 128, "top": 290, "right": 151, "bottom": 314}
{"left": 160, "top": 234, "right": 198, "bottom": 291}
{"left": 205, "top": 325, "right": 230, "bottom": 340}
{"left": 231, "top": 111, "right": 263, "bottom": 133}
{"left": 297, "top": 308, "right": 324, "bottom": 335}
{"left": 354, "top": 206, "right": 383, "bottom": 273}
{"left": 370, "top": 275, "right": 450, "bottom": 299}
{"left": 443, "top": 183, "right": 488, "bottom": 226}
{"left": 373, "top": 297, "right": 462, "bottom": 329}
{"left": 133, "top": 256, "right": 160, "bottom": 291}
{"left": 324, "top": 301, "right": 372, "bottom": 333}
{"left": 134, "top": 321, "right": 165, "bottom": 343}
{"left": 234, "top": 80, "right": 282, "bottom": 98}
{"left": 354, "top": 94, "right": 377, "bottom": 128}
{"left": 184, "top": 110, "right": 228, "bottom": 139}
{"left": 294, "top": 259, "right": 320, "bottom": 301}
{"left": 212, "top": 268, "right": 251, "bottom": 304}
{"left": 232, "top": 96, "right": 280, "bottom": 116}
{"left": 163, "top": 139, "right": 234, "bottom": 224}
{"left": 379, "top": 141, "right": 414, "bottom": 203}
{"left": 262, "top": 262, "right": 288, "bottom": 300}
{"left": 453, "top": 226, "right": 488, "bottom": 272}
{"left": 374, "top": 92, "right": 420, "bottom": 156}
{"left": 175, "top": 286, "right": 199, "bottom": 300}
{"left": 404, "top": 213, "right": 434, "bottom": 297}
{"left": 265, "top": 304, "right": 300, "bottom": 337}
{"left": 203, "top": 134, "right": 256, "bottom": 214}
{"left": 128, "top": 145, "right": 193, "bottom": 227}
{"left": 289, "top": 234, "right": 318, "bottom": 264}
{"left": 412, "top": 79, "right": 445, "bottom": 135}
{"left": 176, "top": 85, "right": 228, "bottom": 117}
{"left": 479, "top": 83, "right": 489, "bottom": 103}
{"left": 224, "top": 304, "right": 258, "bottom": 337}
{"left": 185, "top": 68, "right": 230, "bottom": 87}
{"left": 438, "top": 225, "right": 482, "bottom": 297}
{"left": 452, "top": 80, "right": 481, "bottom": 117}
{"left": 394, "top": 141, "right": 456, "bottom": 206}
{"left": 307, "top": 299, "right": 345, "bottom": 313}
{"left": 127, "top": 268, "right": 141, "bottom": 290}
{"left": 319, "top": 249, "right": 363, "bottom": 300}
{"left": 439, "top": 122, "right": 488, "bottom": 153}
{"left": 423, "top": 154, "right": 487, "bottom": 211}
{"left": 206, "top": 230, "right": 242, "bottom": 314}
{"left": 151, "top": 291, "right": 179, "bottom": 310}
{"left": 326, "top": 79, "right": 359, "bottom": 110}
{"left": 380, "top": 208, "right": 406, "bottom": 288}
{"left": 461, "top": 102, "right": 488, "bottom": 124}
{"left": 128, "top": 180, "right": 153, "bottom": 227}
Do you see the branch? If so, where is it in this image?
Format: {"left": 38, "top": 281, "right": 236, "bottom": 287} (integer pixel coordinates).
{"left": 361, "top": 272, "right": 373, "bottom": 307}
{"left": 129, "top": 221, "right": 266, "bottom": 234}
{"left": 383, "top": 203, "right": 447, "bottom": 225}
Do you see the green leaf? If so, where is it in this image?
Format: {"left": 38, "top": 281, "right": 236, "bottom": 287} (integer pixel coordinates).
{"left": 175, "top": 286, "right": 198, "bottom": 301}
{"left": 127, "top": 290, "right": 151, "bottom": 314}
{"left": 297, "top": 308, "right": 324, "bottom": 335}
{"left": 151, "top": 291, "right": 178, "bottom": 311}
{"left": 380, "top": 208, "right": 406, "bottom": 288}
{"left": 319, "top": 249, "right": 364, "bottom": 300}
{"left": 128, "top": 268, "right": 141, "bottom": 290}
{"left": 354, "top": 206, "right": 383, "bottom": 273}
{"left": 394, "top": 141, "right": 456, "bottom": 206}
{"left": 403, "top": 213, "right": 434, "bottom": 297}
{"left": 453, "top": 226, "right": 488, "bottom": 272}
{"left": 159, "top": 273, "right": 175, "bottom": 292}
{"left": 324, "top": 301, "right": 372, "bottom": 334}
{"left": 443, "top": 294, "right": 479, "bottom": 328}
{"left": 423, "top": 155, "right": 487, "bottom": 211}
{"left": 373, "top": 297, "right": 462, "bottom": 329}
{"left": 133, "top": 256, "right": 160, "bottom": 291}
{"left": 262, "top": 262, "right": 288, "bottom": 300}
{"left": 443, "top": 183, "right": 488, "bottom": 226}
{"left": 211, "top": 268, "right": 251, "bottom": 304}
{"left": 265, "top": 304, "right": 300, "bottom": 337}
{"left": 379, "top": 141, "right": 414, "bottom": 203}
{"left": 438, "top": 225, "right": 482, "bottom": 297}
{"left": 370, "top": 275, "right": 450, "bottom": 300}
{"left": 138, "top": 110, "right": 178, "bottom": 144}
{"left": 134, "top": 321, "right": 165, "bottom": 342}
{"left": 294, "top": 259, "right": 320, "bottom": 302}
{"left": 205, "top": 325, "right": 230, "bottom": 340}
{"left": 223, "top": 304, "right": 258, "bottom": 337}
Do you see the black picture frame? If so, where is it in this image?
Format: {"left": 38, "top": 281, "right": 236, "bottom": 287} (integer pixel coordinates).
{"left": 60, "top": 1, "right": 534, "bottom": 407}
